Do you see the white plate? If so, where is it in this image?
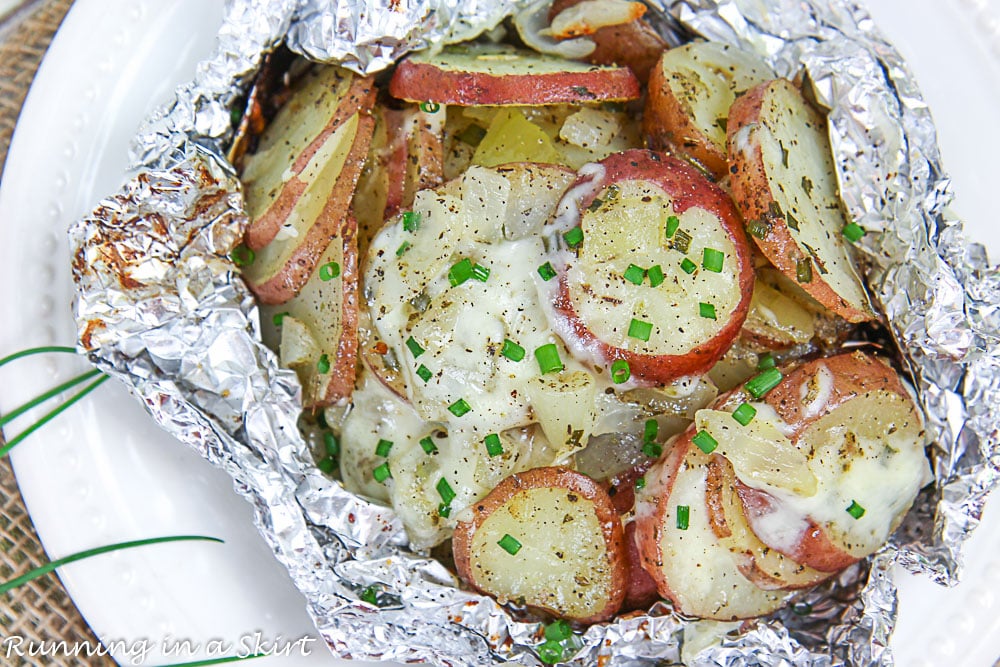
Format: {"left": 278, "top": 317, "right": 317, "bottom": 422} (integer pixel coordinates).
{"left": 0, "top": 1, "right": 996, "bottom": 666}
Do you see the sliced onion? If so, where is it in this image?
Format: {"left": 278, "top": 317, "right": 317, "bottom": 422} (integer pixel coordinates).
{"left": 514, "top": 0, "right": 596, "bottom": 60}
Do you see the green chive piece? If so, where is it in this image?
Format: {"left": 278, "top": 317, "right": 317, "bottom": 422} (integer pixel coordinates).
{"left": 610, "top": 359, "right": 630, "bottom": 384}
{"left": 642, "top": 442, "right": 663, "bottom": 458}
{"left": 0, "top": 374, "right": 109, "bottom": 457}
{"left": 402, "top": 210, "right": 421, "bottom": 232}
{"left": 732, "top": 403, "right": 757, "bottom": 426}
{"left": 375, "top": 438, "right": 393, "bottom": 457}
{"left": 416, "top": 364, "right": 433, "bottom": 383}
{"left": 317, "top": 354, "right": 331, "bottom": 374}
{"left": 501, "top": 339, "right": 525, "bottom": 362}
{"left": 545, "top": 619, "right": 572, "bottom": 641}
{"left": 699, "top": 302, "right": 717, "bottom": 320}
{"left": 373, "top": 462, "right": 391, "bottom": 483}
{"left": 419, "top": 101, "right": 441, "bottom": 113}
{"left": 438, "top": 503, "right": 452, "bottom": 518}
{"left": 796, "top": 257, "right": 813, "bottom": 283}
{"left": 702, "top": 248, "right": 725, "bottom": 273}
{"left": 317, "top": 457, "right": 336, "bottom": 474}
{"left": 842, "top": 222, "right": 866, "bottom": 243}
{"left": 537, "top": 639, "right": 564, "bottom": 664}
{"left": 420, "top": 436, "right": 438, "bottom": 454}
{"left": 647, "top": 264, "right": 665, "bottom": 287}
{"left": 672, "top": 229, "right": 692, "bottom": 254}
{"left": 360, "top": 585, "right": 379, "bottom": 605}
{"left": 665, "top": 215, "right": 680, "bottom": 238}
{"left": 162, "top": 652, "right": 268, "bottom": 666}
{"left": 628, "top": 318, "right": 653, "bottom": 342}
{"left": 405, "top": 336, "right": 425, "bottom": 358}
{"left": 846, "top": 500, "right": 866, "bottom": 519}
{"left": 538, "top": 261, "right": 557, "bottom": 281}
{"left": 623, "top": 264, "right": 646, "bottom": 285}
{"left": 472, "top": 263, "right": 490, "bottom": 282}
{"left": 448, "top": 398, "right": 471, "bottom": 417}
{"left": 449, "top": 258, "right": 474, "bottom": 286}
{"left": 396, "top": 241, "right": 411, "bottom": 256}
{"left": 563, "top": 226, "right": 584, "bottom": 248}
{"left": 757, "top": 352, "right": 776, "bottom": 370}
{"left": 747, "top": 218, "right": 772, "bottom": 240}
{"left": 436, "top": 477, "right": 456, "bottom": 504}
{"left": 587, "top": 197, "right": 604, "bottom": 212}
{"left": 230, "top": 245, "right": 255, "bottom": 267}
{"left": 635, "top": 476, "right": 646, "bottom": 490}
{"left": 0, "top": 535, "right": 223, "bottom": 595}
{"left": 692, "top": 429, "right": 718, "bottom": 454}
{"left": 680, "top": 257, "right": 698, "bottom": 275}
{"left": 534, "top": 344, "right": 564, "bottom": 374}
{"left": 643, "top": 418, "right": 658, "bottom": 443}
{"left": 319, "top": 261, "right": 341, "bottom": 281}
{"left": 272, "top": 311, "right": 289, "bottom": 326}
{"left": 676, "top": 505, "right": 690, "bottom": 530}
{"left": 746, "top": 367, "right": 783, "bottom": 398}
{"left": 484, "top": 433, "right": 504, "bottom": 457}
{"left": 323, "top": 432, "right": 340, "bottom": 458}
{"left": 0, "top": 346, "right": 78, "bottom": 368}
{"left": 316, "top": 410, "right": 329, "bottom": 430}
{"left": 498, "top": 534, "right": 522, "bottom": 555}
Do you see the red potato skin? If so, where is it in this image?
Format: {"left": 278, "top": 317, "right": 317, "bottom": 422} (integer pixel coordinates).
{"left": 453, "top": 466, "right": 627, "bottom": 623}
{"left": 551, "top": 150, "right": 755, "bottom": 385}
{"left": 548, "top": 0, "right": 667, "bottom": 84}
{"left": 621, "top": 520, "right": 660, "bottom": 612}
{"left": 247, "top": 111, "right": 375, "bottom": 305}
{"left": 388, "top": 59, "right": 640, "bottom": 106}
{"left": 245, "top": 76, "right": 377, "bottom": 251}
{"left": 726, "top": 79, "right": 875, "bottom": 323}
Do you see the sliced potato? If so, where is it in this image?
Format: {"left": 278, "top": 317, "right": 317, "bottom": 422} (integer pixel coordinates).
{"left": 644, "top": 42, "right": 773, "bottom": 178}
{"left": 727, "top": 79, "right": 876, "bottom": 322}
{"left": 741, "top": 276, "right": 815, "bottom": 350}
{"left": 524, "top": 369, "right": 597, "bottom": 462}
{"left": 389, "top": 43, "right": 640, "bottom": 106}
{"left": 453, "top": 467, "right": 626, "bottom": 622}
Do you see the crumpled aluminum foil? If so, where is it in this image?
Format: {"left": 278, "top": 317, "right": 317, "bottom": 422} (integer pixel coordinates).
{"left": 69, "top": 0, "right": 1000, "bottom": 665}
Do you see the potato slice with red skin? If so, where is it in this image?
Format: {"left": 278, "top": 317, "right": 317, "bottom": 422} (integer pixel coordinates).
{"left": 621, "top": 520, "right": 660, "bottom": 612}
{"left": 389, "top": 44, "right": 640, "bottom": 106}
{"left": 541, "top": 150, "right": 754, "bottom": 385}
{"left": 453, "top": 467, "right": 626, "bottom": 623}
{"left": 727, "top": 79, "right": 876, "bottom": 322}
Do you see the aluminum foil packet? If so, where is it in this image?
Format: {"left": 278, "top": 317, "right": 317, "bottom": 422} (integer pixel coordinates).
{"left": 70, "top": 0, "right": 1000, "bottom": 665}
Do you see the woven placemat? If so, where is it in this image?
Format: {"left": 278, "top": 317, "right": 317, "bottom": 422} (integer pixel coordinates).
{"left": 0, "top": 1, "right": 116, "bottom": 665}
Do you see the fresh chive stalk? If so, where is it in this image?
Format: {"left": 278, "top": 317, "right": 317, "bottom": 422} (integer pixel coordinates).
{"left": 665, "top": 215, "right": 680, "bottom": 238}
{"left": 501, "top": 339, "right": 525, "bottom": 362}
{"left": 0, "top": 373, "right": 109, "bottom": 457}
{"left": 846, "top": 500, "right": 866, "bottom": 519}
{"left": 472, "top": 263, "right": 490, "bottom": 282}
{"left": 401, "top": 211, "right": 421, "bottom": 232}
{"left": 436, "top": 478, "right": 456, "bottom": 505}
{"left": 746, "top": 368, "right": 783, "bottom": 398}
{"left": 676, "top": 505, "right": 690, "bottom": 530}
{"left": 534, "top": 344, "right": 564, "bottom": 375}
{"left": 628, "top": 318, "right": 653, "bottom": 342}
{"left": 373, "top": 462, "right": 391, "bottom": 483}
{"left": 702, "top": 248, "right": 725, "bottom": 273}
{"left": 375, "top": 438, "right": 393, "bottom": 457}
{"left": 623, "top": 264, "right": 646, "bottom": 285}
{"left": 680, "top": 257, "right": 698, "bottom": 274}
{"left": 0, "top": 346, "right": 79, "bottom": 368}
{"left": 448, "top": 398, "right": 471, "bottom": 417}
{"left": 692, "top": 430, "right": 718, "bottom": 454}
{"left": 419, "top": 436, "right": 437, "bottom": 454}
{"left": 842, "top": 222, "right": 866, "bottom": 243}
{"left": 757, "top": 352, "right": 776, "bottom": 370}
{"left": 643, "top": 418, "right": 658, "bottom": 443}
{"left": 647, "top": 265, "right": 665, "bottom": 287}
{"left": 610, "top": 359, "right": 630, "bottom": 384}
{"left": 699, "top": 302, "right": 717, "bottom": 320}
{"left": 484, "top": 433, "right": 503, "bottom": 457}
{"left": 405, "top": 336, "right": 424, "bottom": 358}
{"left": 498, "top": 534, "right": 522, "bottom": 555}
{"left": 323, "top": 432, "right": 339, "bottom": 458}
{"left": 538, "top": 262, "right": 557, "bottom": 281}
{"left": 319, "top": 261, "right": 340, "bottom": 281}
{"left": 563, "top": 226, "right": 584, "bottom": 248}
{"left": 449, "top": 258, "right": 474, "bottom": 286}
{"left": 732, "top": 403, "right": 757, "bottom": 426}
{"left": 416, "top": 364, "right": 432, "bottom": 383}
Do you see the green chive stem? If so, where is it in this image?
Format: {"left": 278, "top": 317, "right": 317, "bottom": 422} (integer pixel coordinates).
{"left": 0, "top": 346, "right": 79, "bottom": 368}
{"left": 0, "top": 368, "right": 102, "bottom": 427}
{"left": 0, "top": 374, "right": 109, "bottom": 457}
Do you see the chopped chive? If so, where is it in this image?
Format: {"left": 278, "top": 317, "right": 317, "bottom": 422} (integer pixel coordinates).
{"left": 628, "top": 318, "right": 653, "bottom": 342}
{"left": 319, "top": 261, "right": 341, "bottom": 281}
{"left": 373, "top": 462, "right": 391, "bottom": 483}
{"left": 436, "top": 477, "right": 456, "bottom": 505}
{"left": 538, "top": 262, "right": 557, "bottom": 281}
{"left": 405, "top": 336, "right": 425, "bottom": 358}
{"left": 676, "top": 505, "right": 690, "bottom": 530}
{"left": 537, "top": 639, "right": 564, "bottom": 664}
{"left": 699, "top": 302, "right": 717, "bottom": 320}
{"left": 419, "top": 101, "right": 441, "bottom": 113}
{"left": 665, "top": 215, "right": 680, "bottom": 238}
{"left": 272, "top": 311, "right": 289, "bottom": 326}
{"left": 642, "top": 442, "right": 663, "bottom": 458}
{"left": 846, "top": 500, "right": 866, "bottom": 519}
{"left": 643, "top": 418, "right": 658, "bottom": 443}
{"left": 484, "top": 433, "right": 504, "bottom": 457}
{"left": 563, "top": 226, "right": 584, "bottom": 248}
{"left": 587, "top": 197, "right": 604, "bottom": 212}
{"left": 498, "top": 534, "right": 522, "bottom": 555}
{"left": 610, "top": 359, "right": 630, "bottom": 384}
{"left": 402, "top": 210, "right": 421, "bottom": 232}
{"left": 396, "top": 241, "right": 411, "bottom": 256}
{"left": 623, "top": 264, "right": 646, "bottom": 285}
{"left": 323, "top": 432, "right": 340, "bottom": 458}
{"left": 635, "top": 476, "right": 646, "bottom": 490}
{"left": 757, "top": 352, "right": 776, "bottom": 370}
{"left": 647, "top": 264, "right": 665, "bottom": 287}
{"left": 419, "top": 436, "right": 438, "bottom": 454}
{"left": 360, "top": 585, "right": 379, "bottom": 605}
{"left": 317, "top": 457, "right": 336, "bottom": 474}
{"left": 746, "top": 367, "right": 783, "bottom": 398}
{"left": 317, "top": 354, "right": 331, "bottom": 374}
{"left": 230, "top": 245, "right": 255, "bottom": 267}
{"left": 732, "top": 403, "right": 757, "bottom": 426}
{"left": 545, "top": 619, "right": 572, "bottom": 641}
{"left": 672, "top": 229, "right": 692, "bottom": 254}
{"left": 796, "top": 257, "right": 813, "bottom": 283}
{"left": 843, "top": 222, "right": 866, "bottom": 243}
{"left": 416, "top": 364, "right": 433, "bottom": 383}
{"left": 448, "top": 398, "right": 471, "bottom": 417}
{"left": 692, "top": 429, "right": 718, "bottom": 454}
{"left": 680, "top": 257, "right": 698, "bottom": 274}
{"left": 747, "top": 218, "right": 772, "bottom": 240}
{"left": 702, "top": 248, "right": 725, "bottom": 273}
{"left": 534, "top": 344, "right": 564, "bottom": 374}
{"left": 375, "top": 438, "right": 393, "bottom": 457}
{"left": 501, "top": 339, "right": 525, "bottom": 362}
{"left": 449, "top": 258, "right": 474, "bottom": 286}
{"left": 472, "top": 263, "right": 490, "bottom": 282}
{"left": 316, "top": 410, "right": 329, "bottom": 430}
{"left": 438, "top": 503, "right": 452, "bottom": 518}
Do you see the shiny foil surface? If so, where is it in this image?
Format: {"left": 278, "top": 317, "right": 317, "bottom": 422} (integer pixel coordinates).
{"left": 69, "top": 0, "right": 1000, "bottom": 665}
